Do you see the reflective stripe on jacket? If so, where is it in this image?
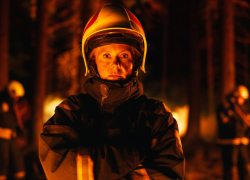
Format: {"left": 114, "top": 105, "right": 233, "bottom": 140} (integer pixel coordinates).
{"left": 0, "top": 127, "right": 12, "bottom": 140}
{"left": 216, "top": 137, "right": 249, "bottom": 145}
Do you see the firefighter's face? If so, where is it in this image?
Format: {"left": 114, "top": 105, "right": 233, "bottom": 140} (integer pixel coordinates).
{"left": 92, "top": 44, "right": 134, "bottom": 80}
{"left": 9, "top": 90, "right": 20, "bottom": 101}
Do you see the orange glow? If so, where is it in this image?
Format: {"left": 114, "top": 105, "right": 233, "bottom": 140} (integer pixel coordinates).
{"left": 172, "top": 105, "right": 189, "bottom": 137}
{"left": 43, "top": 95, "right": 64, "bottom": 123}
{"left": 200, "top": 114, "right": 217, "bottom": 142}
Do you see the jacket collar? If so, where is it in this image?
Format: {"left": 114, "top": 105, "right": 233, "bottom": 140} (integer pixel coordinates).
{"left": 83, "top": 77, "right": 143, "bottom": 111}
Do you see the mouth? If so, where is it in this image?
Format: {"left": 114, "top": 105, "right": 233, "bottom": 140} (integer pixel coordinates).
{"left": 108, "top": 75, "right": 124, "bottom": 80}
{"left": 109, "top": 74, "right": 121, "bottom": 77}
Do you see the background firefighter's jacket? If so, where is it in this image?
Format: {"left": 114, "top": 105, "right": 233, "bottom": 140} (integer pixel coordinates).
{"left": 39, "top": 77, "right": 185, "bottom": 180}
{"left": 0, "top": 88, "right": 18, "bottom": 131}
{"left": 217, "top": 94, "right": 249, "bottom": 143}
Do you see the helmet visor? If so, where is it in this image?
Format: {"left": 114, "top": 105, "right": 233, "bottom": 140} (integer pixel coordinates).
{"left": 85, "top": 30, "right": 144, "bottom": 56}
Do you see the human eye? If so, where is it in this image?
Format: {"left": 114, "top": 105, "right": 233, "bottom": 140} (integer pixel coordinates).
{"left": 120, "top": 53, "right": 129, "bottom": 59}
{"left": 103, "top": 54, "right": 110, "bottom": 59}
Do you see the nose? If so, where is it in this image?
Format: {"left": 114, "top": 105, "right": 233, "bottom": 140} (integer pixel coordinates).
{"left": 111, "top": 56, "right": 121, "bottom": 68}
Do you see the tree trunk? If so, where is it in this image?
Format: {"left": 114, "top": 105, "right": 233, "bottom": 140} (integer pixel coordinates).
{"left": 221, "top": 0, "right": 235, "bottom": 97}
{"left": 68, "top": 0, "right": 81, "bottom": 95}
{"left": 205, "top": 0, "right": 215, "bottom": 115}
{"left": 244, "top": 43, "right": 249, "bottom": 85}
{"left": 32, "top": 0, "right": 49, "bottom": 148}
{"left": 90, "top": 0, "right": 103, "bottom": 14}
{"left": 182, "top": 1, "right": 201, "bottom": 151}
{"left": 161, "top": 15, "right": 168, "bottom": 100}
{"left": 0, "top": 0, "right": 9, "bottom": 91}
{"left": 183, "top": 36, "right": 201, "bottom": 148}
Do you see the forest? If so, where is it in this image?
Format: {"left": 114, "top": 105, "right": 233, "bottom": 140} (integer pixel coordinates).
{"left": 1, "top": 0, "right": 250, "bottom": 179}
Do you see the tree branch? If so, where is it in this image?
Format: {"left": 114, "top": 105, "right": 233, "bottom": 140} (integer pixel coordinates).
{"left": 235, "top": 37, "right": 250, "bottom": 44}
{"left": 233, "top": 0, "right": 250, "bottom": 8}
{"left": 48, "top": 18, "right": 74, "bottom": 33}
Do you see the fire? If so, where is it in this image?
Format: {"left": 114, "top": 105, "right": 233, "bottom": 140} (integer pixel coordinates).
{"left": 172, "top": 105, "right": 189, "bottom": 137}
{"left": 43, "top": 95, "right": 64, "bottom": 123}
{"left": 171, "top": 104, "right": 218, "bottom": 141}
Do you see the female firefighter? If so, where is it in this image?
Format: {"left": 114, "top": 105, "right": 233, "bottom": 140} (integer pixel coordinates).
{"left": 39, "top": 4, "right": 185, "bottom": 180}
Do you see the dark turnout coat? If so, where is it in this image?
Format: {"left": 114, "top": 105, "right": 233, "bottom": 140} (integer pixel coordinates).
{"left": 216, "top": 94, "right": 250, "bottom": 145}
{"left": 39, "top": 77, "right": 185, "bottom": 180}
{"left": 0, "top": 89, "right": 18, "bottom": 130}
{"left": 217, "top": 102, "right": 249, "bottom": 139}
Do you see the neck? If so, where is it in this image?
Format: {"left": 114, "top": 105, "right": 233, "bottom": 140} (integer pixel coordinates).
{"left": 83, "top": 76, "right": 143, "bottom": 112}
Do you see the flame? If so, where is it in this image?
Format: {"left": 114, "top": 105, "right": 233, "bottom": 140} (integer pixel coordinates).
{"left": 171, "top": 104, "right": 218, "bottom": 141}
{"left": 172, "top": 105, "right": 189, "bottom": 137}
{"left": 43, "top": 95, "right": 64, "bottom": 123}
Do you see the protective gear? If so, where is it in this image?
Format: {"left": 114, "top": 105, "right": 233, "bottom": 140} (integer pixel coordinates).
{"left": 39, "top": 77, "right": 185, "bottom": 180}
{"left": 0, "top": 89, "right": 18, "bottom": 130}
{"left": 7, "top": 81, "right": 25, "bottom": 98}
{"left": 0, "top": 88, "right": 25, "bottom": 179}
{"left": 235, "top": 85, "right": 249, "bottom": 99}
{"left": 81, "top": 4, "right": 147, "bottom": 76}
{"left": 217, "top": 90, "right": 250, "bottom": 180}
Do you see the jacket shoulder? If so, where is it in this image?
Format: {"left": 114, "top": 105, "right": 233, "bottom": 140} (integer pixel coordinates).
{"left": 57, "top": 93, "right": 88, "bottom": 111}
{"left": 143, "top": 97, "right": 171, "bottom": 115}
{"left": 42, "top": 94, "right": 89, "bottom": 142}
{"left": 141, "top": 97, "right": 175, "bottom": 130}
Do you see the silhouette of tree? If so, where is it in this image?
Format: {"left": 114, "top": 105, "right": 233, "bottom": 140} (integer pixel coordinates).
{"left": 221, "top": 0, "right": 235, "bottom": 97}
{"left": 33, "top": 0, "right": 49, "bottom": 148}
{"left": 0, "top": 0, "right": 9, "bottom": 91}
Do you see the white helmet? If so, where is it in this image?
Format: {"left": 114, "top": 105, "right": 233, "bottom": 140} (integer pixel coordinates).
{"left": 8, "top": 80, "right": 25, "bottom": 97}
{"left": 81, "top": 4, "right": 147, "bottom": 76}
{"left": 235, "top": 85, "right": 249, "bottom": 99}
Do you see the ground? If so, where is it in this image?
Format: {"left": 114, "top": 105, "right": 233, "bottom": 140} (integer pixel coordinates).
{"left": 185, "top": 145, "right": 224, "bottom": 180}
{"left": 10, "top": 143, "right": 245, "bottom": 180}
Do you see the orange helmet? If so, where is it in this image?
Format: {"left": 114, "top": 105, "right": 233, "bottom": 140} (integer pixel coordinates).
{"left": 81, "top": 4, "right": 147, "bottom": 76}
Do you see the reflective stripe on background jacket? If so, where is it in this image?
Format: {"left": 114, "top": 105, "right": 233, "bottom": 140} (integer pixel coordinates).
{"left": 39, "top": 77, "right": 185, "bottom": 180}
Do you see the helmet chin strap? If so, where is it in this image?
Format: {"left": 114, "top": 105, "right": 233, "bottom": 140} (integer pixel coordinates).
{"left": 89, "top": 64, "right": 100, "bottom": 77}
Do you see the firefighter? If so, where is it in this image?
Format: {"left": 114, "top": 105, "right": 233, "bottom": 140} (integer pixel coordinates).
{"left": 0, "top": 80, "right": 26, "bottom": 180}
{"left": 217, "top": 85, "right": 250, "bottom": 180}
{"left": 39, "top": 4, "right": 185, "bottom": 180}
